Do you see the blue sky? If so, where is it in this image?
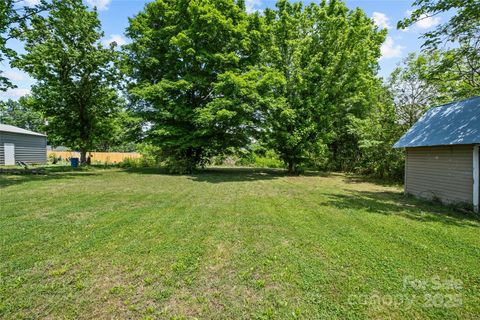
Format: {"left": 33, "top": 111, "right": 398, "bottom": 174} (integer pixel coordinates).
{"left": 2, "top": 0, "right": 446, "bottom": 100}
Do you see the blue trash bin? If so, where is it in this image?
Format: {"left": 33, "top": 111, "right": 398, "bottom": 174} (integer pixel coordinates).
{"left": 71, "top": 157, "right": 79, "bottom": 168}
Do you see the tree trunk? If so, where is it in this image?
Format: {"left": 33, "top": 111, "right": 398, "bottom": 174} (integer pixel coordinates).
{"left": 80, "top": 149, "right": 87, "bottom": 164}
{"left": 287, "top": 159, "right": 296, "bottom": 174}
{"left": 184, "top": 147, "right": 198, "bottom": 174}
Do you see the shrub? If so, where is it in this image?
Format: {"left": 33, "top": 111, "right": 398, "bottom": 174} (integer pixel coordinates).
{"left": 236, "top": 148, "right": 284, "bottom": 169}
{"left": 118, "top": 156, "right": 156, "bottom": 168}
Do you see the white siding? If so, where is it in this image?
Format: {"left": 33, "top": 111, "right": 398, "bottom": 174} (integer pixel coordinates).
{"left": 406, "top": 145, "right": 473, "bottom": 204}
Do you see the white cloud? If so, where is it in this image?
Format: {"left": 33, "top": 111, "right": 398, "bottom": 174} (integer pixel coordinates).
{"left": 3, "top": 88, "right": 31, "bottom": 99}
{"left": 372, "top": 12, "right": 391, "bottom": 29}
{"left": 102, "top": 34, "right": 127, "bottom": 47}
{"left": 3, "top": 69, "right": 29, "bottom": 82}
{"left": 404, "top": 10, "right": 441, "bottom": 30}
{"left": 20, "top": 0, "right": 41, "bottom": 6}
{"left": 415, "top": 14, "right": 441, "bottom": 29}
{"left": 86, "top": 0, "right": 111, "bottom": 11}
{"left": 381, "top": 36, "right": 405, "bottom": 59}
{"left": 245, "top": 0, "right": 262, "bottom": 13}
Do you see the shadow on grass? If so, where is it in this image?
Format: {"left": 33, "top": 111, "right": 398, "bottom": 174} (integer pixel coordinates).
{"left": 189, "top": 167, "right": 288, "bottom": 183}
{"left": 342, "top": 174, "right": 403, "bottom": 187}
{"left": 326, "top": 190, "right": 479, "bottom": 227}
{"left": 0, "top": 166, "right": 100, "bottom": 189}
{"left": 123, "top": 166, "right": 331, "bottom": 183}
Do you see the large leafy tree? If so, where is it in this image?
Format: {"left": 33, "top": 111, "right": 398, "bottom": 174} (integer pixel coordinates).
{"left": 124, "top": 0, "right": 261, "bottom": 172}
{"left": 399, "top": 0, "right": 480, "bottom": 95}
{"left": 13, "top": 0, "right": 122, "bottom": 163}
{"left": 259, "top": 0, "right": 384, "bottom": 173}
{"left": 0, "top": 0, "right": 47, "bottom": 90}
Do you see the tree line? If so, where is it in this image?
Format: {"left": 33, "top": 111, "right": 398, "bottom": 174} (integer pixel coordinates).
{"left": 1, "top": 0, "right": 478, "bottom": 176}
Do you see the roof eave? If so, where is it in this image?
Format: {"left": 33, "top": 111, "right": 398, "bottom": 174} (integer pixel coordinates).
{"left": 394, "top": 142, "right": 480, "bottom": 149}
{"left": 0, "top": 130, "right": 46, "bottom": 137}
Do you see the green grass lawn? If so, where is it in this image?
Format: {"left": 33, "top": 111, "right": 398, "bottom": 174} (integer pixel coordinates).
{"left": 0, "top": 167, "right": 479, "bottom": 319}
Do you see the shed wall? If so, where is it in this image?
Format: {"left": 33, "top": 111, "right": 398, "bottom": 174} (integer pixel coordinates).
{"left": 405, "top": 145, "right": 473, "bottom": 204}
{"left": 0, "top": 132, "right": 47, "bottom": 165}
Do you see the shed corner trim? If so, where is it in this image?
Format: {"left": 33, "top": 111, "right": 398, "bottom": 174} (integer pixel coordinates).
{"left": 474, "top": 145, "right": 479, "bottom": 213}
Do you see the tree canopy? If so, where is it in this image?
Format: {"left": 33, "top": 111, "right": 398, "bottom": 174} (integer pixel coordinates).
{"left": 13, "top": 0, "right": 122, "bottom": 162}
{"left": 124, "top": 0, "right": 385, "bottom": 173}
{"left": 399, "top": 0, "right": 480, "bottom": 95}
{"left": 257, "top": 0, "right": 385, "bottom": 173}
{"left": 0, "top": 97, "right": 45, "bottom": 132}
{"left": 0, "top": 0, "right": 47, "bottom": 91}
{"left": 124, "top": 0, "right": 263, "bottom": 172}
{"left": 2, "top": 0, "right": 477, "bottom": 178}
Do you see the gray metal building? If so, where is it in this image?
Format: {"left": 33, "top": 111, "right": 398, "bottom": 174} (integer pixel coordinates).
{"left": 0, "top": 124, "right": 47, "bottom": 165}
{"left": 394, "top": 96, "right": 480, "bottom": 212}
